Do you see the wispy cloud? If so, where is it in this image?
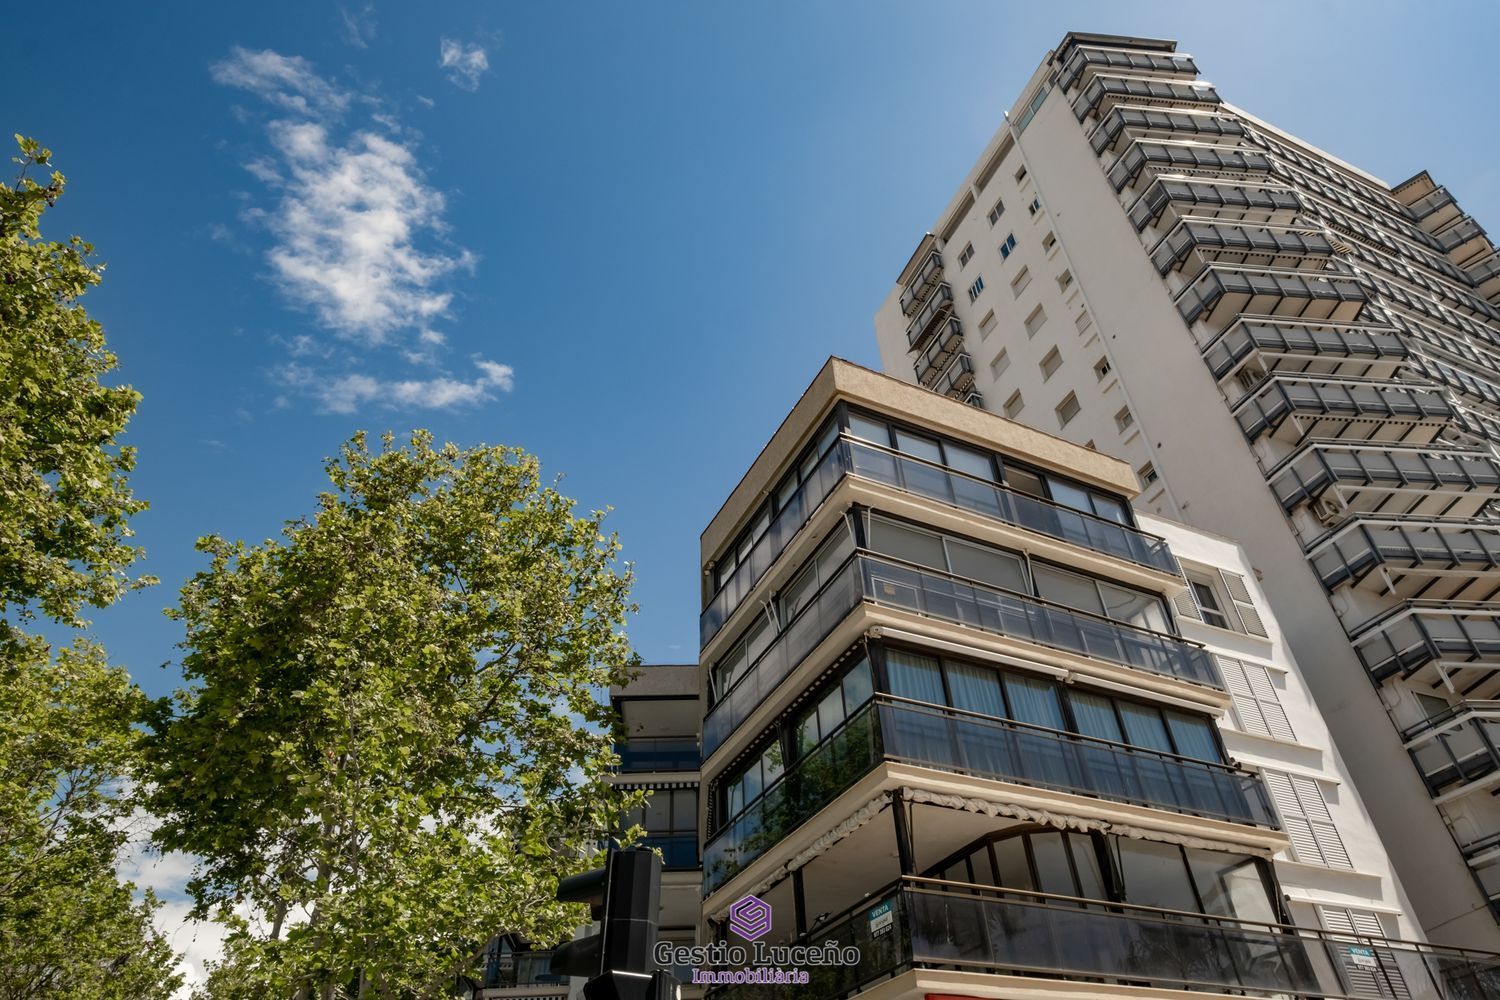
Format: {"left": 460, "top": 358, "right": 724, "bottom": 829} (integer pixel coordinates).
{"left": 211, "top": 47, "right": 351, "bottom": 118}
{"left": 338, "top": 2, "right": 377, "bottom": 48}
{"left": 439, "top": 37, "right": 489, "bottom": 91}
{"left": 276, "top": 358, "right": 515, "bottom": 414}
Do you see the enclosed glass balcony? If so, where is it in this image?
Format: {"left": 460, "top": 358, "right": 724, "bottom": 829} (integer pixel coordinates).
{"left": 703, "top": 552, "right": 1219, "bottom": 759}
{"left": 1177, "top": 266, "right": 1369, "bottom": 330}
{"left": 1130, "top": 177, "right": 1301, "bottom": 233}
{"left": 1234, "top": 376, "right": 1454, "bottom": 445}
{"left": 1309, "top": 518, "right": 1500, "bottom": 595}
{"left": 1202, "top": 319, "right": 1408, "bottom": 383}
{"left": 1352, "top": 602, "right": 1500, "bottom": 687}
{"left": 1058, "top": 45, "right": 1199, "bottom": 94}
{"left": 1153, "top": 221, "right": 1333, "bottom": 280}
{"left": 905, "top": 283, "right": 954, "bottom": 350}
{"left": 1269, "top": 441, "right": 1500, "bottom": 516}
{"left": 615, "top": 737, "right": 700, "bottom": 773}
{"left": 706, "top": 878, "right": 1500, "bottom": 1000}
{"left": 1405, "top": 702, "right": 1500, "bottom": 799}
{"left": 912, "top": 319, "right": 964, "bottom": 388}
{"left": 1072, "top": 75, "right": 1221, "bottom": 123}
{"left": 1090, "top": 106, "right": 1244, "bottom": 157}
{"left": 703, "top": 695, "right": 1275, "bottom": 892}
{"left": 899, "top": 250, "right": 944, "bottom": 317}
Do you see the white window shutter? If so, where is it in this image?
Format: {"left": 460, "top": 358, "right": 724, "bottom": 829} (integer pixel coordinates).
{"left": 1219, "top": 569, "right": 1268, "bottom": 637}
{"left": 1172, "top": 584, "right": 1201, "bottom": 622}
{"left": 1264, "top": 769, "right": 1352, "bottom": 869}
{"left": 1219, "top": 656, "right": 1295, "bottom": 742}
{"left": 1318, "top": 906, "right": 1412, "bottom": 1000}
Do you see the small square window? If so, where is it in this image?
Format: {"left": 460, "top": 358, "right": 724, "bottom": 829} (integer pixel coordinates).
{"left": 1042, "top": 231, "right": 1057, "bottom": 252}
{"left": 958, "top": 243, "right": 975, "bottom": 267}
{"left": 1114, "top": 407, "right": 1134, "bottom": 431}
{"left": 1040, "top": 347, "right": 1062, "bottom": 380}
{"left": 1139, "top": 462, "right": 1159, "bottom": 486}
{"left": 1094, "top": 358, "right": 1112, "bottom": 381}
{"left": 979, "top": 311, "right": 997, "bottom": 339}
{"left": 1014, "top": 165, "right": 1029, "bottom": 184}
{"left": 1011, "top": 266, "right": 1032, "bottom": 297}
{"left": 990, "top": 349, "right": 1010, "bottom": 378}
{"left": 988, "top": 200, "right": 1005, "bottom": 226}
{"left": 1024, "top": 304, "right": 1046, "bottom": 337}
{"left": 1028, "top": 196, "right": 1042, "bottom": 216}
{"left": 967, "top": 276, "right": 986, "bottom": 302}
{"left": 1056, "top": 392, "right": 1080, "bottom": 427}
{"left": 999, "top": 233, "right": 1018, "bottom": 260}
{"left": 1004, "top": 390, "right": 1025, "bottom": 419}
{"left": 1057, "top": 269, "right": 1075, "bottom": 293}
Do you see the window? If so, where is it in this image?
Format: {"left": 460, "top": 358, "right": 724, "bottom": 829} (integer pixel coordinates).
{"left": 867, "top": 516, "right": 1029, "bottom": 594}
{"left": 1028, "top": 196, "right": 1042, "bottom": 216}
{"left": 978, "top": 310, "right": 997, "bottom": 339}
{"left": 967, "top": 276, "right": 986, "bottom": 302}
{"left": 791, "top": 657, "right": 874, "bottom": 760}
{"left": 1318, "top": 907, "right": 1409, "bottom": 998}
{"left": 1042, "top": 231, "right": 1057, "bottom": 253}
{"left": 624, "top": 787, "right": 699, "bottom": 868}
{"left": 1032, "top": 563, "right": 1168, "bottom": 633}
{"left": 988, "top": 200, "right": 1005, "bottom": 226}
{"left": 1014, "top": 164, "right": 1028, "bottom": 184}
{"left": 1056, "top": 392, "right": 1080, "bottom": 427}
{"left": 958, "top": 242, "right": 975, "bottom": 267}
{"left": 1094, "top": 358, "right": 1112, "bottom": 381}
{"left": 999, "top": 233, "right": 1018, "bottom": 260}
{"left": 1057, "top": 269, "right": 1075, "bottom": 293}
{"left": 1011, "top": 266, "right": 1031, "bottom": 298}
{"left": 1114, "top": 407, "right": 1134, "bottom": 432}
{"left": 1004, "top": 390, "right": 1024, "bottom": 419}
{"left": 1218, "top": 656, "right": 1295, "bottom": 742}
{"left": 1139, "top": 462, "right": 1158, "bottom": 486}
{"left": 1263, "top": 769, "right": 1352, "bottom": 869}
{"left": 1174, "top": 568, "right": 1269, "bottom": 637}
{"left": 1189, "top": 578, "right": 1231, "bottom": 628}
{"left": 1039, "top": 347, "right": 1062, "bottom": 380}
{"left": 1024, "top": 303, "right": 1046, "bottom": 336}
{"left": 990, "top": 349, "right": 1010, "bottom": 379}
{"left": 1075, "top": 309, "right": 1093, "bottom": 334}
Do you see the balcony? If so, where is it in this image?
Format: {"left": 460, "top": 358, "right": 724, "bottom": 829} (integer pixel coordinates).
{"left": 1072, "top": 75, "right": 1221, "bottom": 123}
{"left": 703, "top": 552, "right": 1219, "bottom": 759}
{"left": 1351, "top": 602, "right": 1500, "bottom": 693}
{"left": 930, "top": 353, "right": 976, "bottom": 400}
{"left": 1090, "top": 106, "right": 1244, "bottom": 157}
{"left": 706, "top": 878, "right": 1500, "bottom": 1000}
{"left": 899, "top": 251, "right": 944, "bottom": 317}
{"left": 1202, "top": 318, "right": 1408, "bottom": 384}
{"left": 1404, "top": 702, "right": 1500, "bottom": 800}
{"left": 1410, "top": 186, "right": 1461, "bottom": 231}
{"left": 1438, "top": 216, "right": 1489, "bottom": 264}
{"left": 1129, "top": 177, "right": 1301, "bottom": 234}
{"left": 905, "top": 283, "right": 954, "bottom": 351}
{"left": 637, "top": 832, "right": 699, "bottom": 871}
{"left": 912, "top": 319, "right": 964, "bottom": 388}
{"left": 1152, "top": 221, "right": 1333, "bottom": 282}
{"left": 1233, "top": 376, "right": 1454, "bottom": 446}
{"left": 1108, "top": 142, "right": 1273, "bottom": 196}
{"left": 1058, "top": 45, "right": 1199, "bottom": 95}
{"left": 481, "top": 949, "right": 566, "bottom": 995}
{"left": 615, "top": 737, "right": 700, "bottom": 773}
{"left": 1268, "top": 441, "right": 1500, "bottom": 518}
{"left": 1308, "top": 517, "right": 1500, "bottom": 599}
{"left": 1467, "top": 253, "right": 1500, "bottom": 304}
{"left": 703, "top": 695, "right": 1275, "bottom": 892}
{"left": 1177, "top": 266, "right": 1368, "bottom": 330}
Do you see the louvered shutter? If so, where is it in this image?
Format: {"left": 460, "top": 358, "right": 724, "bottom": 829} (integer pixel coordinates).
{"left": 1172, "top": 583, "right": 1202, "bottom": 622}
{"left": 1219, "top": 656, "right": 1295, "bottom": 742}
{"left": 1263, "top": 769, "right": 1352, "bottom": 869}
{"left": 1319, "top": 906, "right": 1411, "bottom": 1000}
{"left": 1219, "top": 570, "right": 1268, "bottom": 637}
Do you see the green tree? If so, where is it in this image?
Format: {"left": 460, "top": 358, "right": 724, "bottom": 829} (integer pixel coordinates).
{"left": 0, "top": 136, "right": 179, "bottom": 998}
{"left": 145, "top": 431, "right": 642, "bottom": 999}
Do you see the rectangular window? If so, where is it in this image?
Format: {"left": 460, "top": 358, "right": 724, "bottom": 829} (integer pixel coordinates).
{"left": 967, "top": 276, "right": 986, "bottom": 302}
{"left": 1024, "top": 303, "right": 1046, "bottom": 335}
{"left": 978, "top": 310, "right": 997, "bottom": 339}
{"left": 1114, "top": 406, "right": 1134, "bottom": 432}
{"left": 1004, "top": 390, "right": 1024, "bottom": 419}
{"left": 1010, "top": 266, "right": 1031, "bottom": 298}
{"left": 1176, "top": 569, "right": 1268, "bottom": 637}
{"left": 1139, "top": 462, "right": 1158, "bottom": 486}
{"left": 1094, "top": 358, "right": 1112, "bottom": 381}
{"left": 958, "top": 242, "right": 975, "bottom": 267}
{"left": 1042, "top": 231, "right": 1057, "bottom": 252}
{"left": 1057, "top": 269, "right": 1075, "bottom": 293}
{"left": 999, "top": 233, "right": 1018, "bottom": 260}
{"left": 1263, "top": 770, "right": 1353, "bottom": 869}
{"left": 1190, "top": 579, "right": 1231, "bottom": 629}
{"left": 1218, "top": 656, "right": 1295, "bottom": 742}
{"left": 988, "top": 200, "right": 1005, "bottom": 226}
{"left": 1056, "top": 392, "right": 1081, "bottom": 427}
{"left": 1028, "top": 196, "right": 1042, "bottom": 216}
{"left": 1014, "top": 164, "right": 1028, "bottom": 184}
{"left": 990, "top": 349, "right": 1010, "bottom": 379}
{"left": 1039, "top": 346, "right": 1062, "bottom": 380}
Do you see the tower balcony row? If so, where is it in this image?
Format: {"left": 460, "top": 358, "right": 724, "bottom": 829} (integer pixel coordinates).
{"left": 1308, "top": 515, "right": 1500, "bottom": 603}
{"left": 1176, "top": 265, "right": 1368, "bottom": 332}
{"left": 1129, "top": 176, "right": 1303, "bottom": 236}
{"left": 1403, "top": 701, "right": 1500, "bottom": 804}
{"left": 1201, "top": 317, "right": 1408, "bottom": 387}
{"left": 1072, "top": 72, "right": 1221, "bottom": 124}
{"left": 1351, "top": 601, "right": 1500, "bottom": 700}
{"left": 1152, "top": 218, "right": 1334, "bottom": 285}
{"left": 1089, "top": 105, "right": 1245, "bottom": 158}
{"left": 1232, "top": 374, "right": 1455, "bottom": 448}
{"left": 1267, "top": 440, "right": 1500, "bottom": 521}
{"left": 1056, "top": 43, "right": 1199, "bottom": 96}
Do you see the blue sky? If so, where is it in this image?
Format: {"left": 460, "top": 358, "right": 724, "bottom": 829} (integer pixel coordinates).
{"left": 10, "top": 1, "right": 1498, "bottom": 701}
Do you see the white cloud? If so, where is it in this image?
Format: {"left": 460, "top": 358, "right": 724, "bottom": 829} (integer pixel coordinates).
{"left": 210, "top": 47, "right": 350, "bottom": 118}
{"left": 439, "top": 38, "right": 490, "bottom": 91}
{"left": 338, "top": 2, "right": 377, "bottom": 48}
{"left": 277, "top": 358, "right": 514, "bottom": 414}
{"left": 415, "top": 95, "right": 436, "bottom": 108}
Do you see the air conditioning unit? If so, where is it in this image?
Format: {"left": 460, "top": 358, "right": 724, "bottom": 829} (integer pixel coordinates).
{"left": 1312, "top": 495, "right": 1345, "bottom": 525}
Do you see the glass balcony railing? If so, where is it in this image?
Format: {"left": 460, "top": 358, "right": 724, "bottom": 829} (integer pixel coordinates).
{"left": 905, "top": 284, "right": 955, "bottom": 350}
{"left": 707, "top": 878, "right": 1500, "bottom": 1000}
{"left": 1269, "top": 442, "right": 1500, "bottom": 514}
{"left": 638, "top": 833, "right": 700, "bottom": 871}
{"left": 1352, "top": 602, "right": 1500, "bottom": 685}
{"left": 1404, "top": 702, "right": 1500, "bottom": 798}
{"left": 1201, "top": 319, "right": 1408, "bottom": 381}
{"left": 615, "top": 737, "right": 700, "bottom": 773}
{"left": 1129, "top": 177, "right": 1301, "bottom": 234}
{"left": 1177, "top": 267, "right": 1368, "bottom": 329}
{"left": 1311, "top": 519, "right": 1500, "bottom": 593}
{"left": 703, "top": 695, "right": 1274, "bottom": 893}
{"left": 1235, "top": 378, "right": 1454, "bottom": 443}
{"left": 703, "top": 552, "right": 1218, "bottom": 759}
{"left": 899, "top": 251, "right": 944, "bottom": 317}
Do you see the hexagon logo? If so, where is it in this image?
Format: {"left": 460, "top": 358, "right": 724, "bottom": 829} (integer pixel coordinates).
{"left": 727, "top": 893, "right": 771, "bottom": 941}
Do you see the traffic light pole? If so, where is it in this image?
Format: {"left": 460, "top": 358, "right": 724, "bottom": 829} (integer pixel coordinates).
{"left": 552, "top": 848, "right": 680, "bottom": 1000}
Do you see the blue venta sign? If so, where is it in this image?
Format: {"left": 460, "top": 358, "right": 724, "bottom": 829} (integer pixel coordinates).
{"left": 867, "top": 901, "right": 893, "bottom": 938}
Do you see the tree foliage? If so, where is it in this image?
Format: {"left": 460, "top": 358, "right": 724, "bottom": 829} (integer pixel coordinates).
{"left": 0, "top": 136, "right": 179, "bottom": 998}
{"left": 145, "top": 431, "right": 641, "bottom": 998}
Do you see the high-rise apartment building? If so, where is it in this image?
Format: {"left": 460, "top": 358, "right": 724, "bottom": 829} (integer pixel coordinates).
{"left": 693, "top": 357, "right": 1498, "bottom": 1000}
{"left": 873, "top": 30, "right": 1500, "bottom": 950}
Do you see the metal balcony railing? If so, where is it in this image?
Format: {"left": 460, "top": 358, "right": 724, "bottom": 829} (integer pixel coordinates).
{"left": 912, "top": 318, "right": 964, "bottom": 388}
{"left": 1310, "top": 518, "right": 1500, "bottom": 593}
{"left": 1177, "top": 267, "right": 1368, "bottom": 329}
{"left": 1351, "top": 602, "right": 1500, "bottom": 684}
{"left": 1072, "top": 75, "right": 1221, "bottom": 122}
{"left": 703, "top": 552, "right": 1218, "bottom": 759}
{"left": 1438, "top": 216, "right": 1487, "bottom": 254}
{"left": 931, "top": 352, "right": 976, "bottom": 399}
{"left": 703, "top": 695, "right": 1275, "bottom": 892}
{"left": 899, "top": 251, "right": 944, "bottom": 317}
{"left": 1202, "top": 319, "right": 1408, "bottom": 381}
{"left": 1410, "top": 186, "right": 1460, "bottom": 227}
{"left": 1109, "top": 142, "right": 1272, "bottom": 195}
{"left": 483, "top": 950, "right": 566, "bottom": 991}
{"left": 1234, "top": 377, "right": 1454, "bottom": 444}
{"left": 1152, "top": 221, "right": 1333, "bottom": 277}
{"left": 1404, "top": 702, "right": 1500, "bottom": 798}
{"left": 706, "top": 878, "right": 1500, "bottom": 1000}
{"left": 1089, "top": 106, "right": 1244, "bottom": 157}
{"left": 1269, "top": 441, "right": 1500, "bottom": 513}
{"left": 1129, "top": 177, "right": 1301, "bottom": 233}
{"left": 1058, "top": 45, "right": 1199, "bottom": 94}
{"left": 905, "top": 283, "right": 955, "bottom": 350}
